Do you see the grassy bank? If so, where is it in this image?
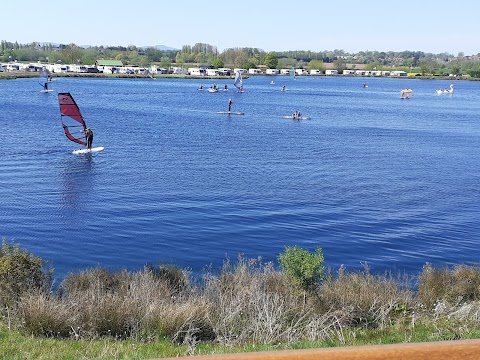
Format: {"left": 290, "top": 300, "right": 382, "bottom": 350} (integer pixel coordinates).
{"left": 1, "top": 241, "right": 480, "bottom": 359}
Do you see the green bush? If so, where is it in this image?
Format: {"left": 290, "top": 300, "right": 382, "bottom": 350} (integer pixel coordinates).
{"left": 278, "top": 246, "right": 325, "bottom": 293}
{"left": 0, "top": 239, "right": 51, "bottom": 307}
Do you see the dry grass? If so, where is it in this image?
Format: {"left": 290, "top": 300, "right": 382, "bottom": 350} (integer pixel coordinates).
{"left": 6, "top": 258, "right": 480, "bottom": 348}
{"left": 418, "top": 263, "right": 480, "bottom": 309}
{"left": 317, "top": 265, "right": 414, "bottom": 329}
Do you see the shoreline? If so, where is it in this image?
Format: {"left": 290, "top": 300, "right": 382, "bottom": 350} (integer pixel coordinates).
{"left": 0, "top": 71, "right": 468, "bottom": 81}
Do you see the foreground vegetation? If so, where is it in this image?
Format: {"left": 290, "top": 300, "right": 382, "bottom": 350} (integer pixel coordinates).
{"left": 2, "top": 240, "right": 480, "bottom": 359}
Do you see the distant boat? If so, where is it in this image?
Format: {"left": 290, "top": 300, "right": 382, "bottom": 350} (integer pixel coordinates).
{"left": 283, "top": 115, "right": 310, "bottom": 120}
{"left": 234, "top": 70, "right": 244, "bottom": 92}
{"left": 436, "top": 84, "right": 454, "bottom": 95}
{"left": 400, "top": 88, "right": 412, "bottom": 98}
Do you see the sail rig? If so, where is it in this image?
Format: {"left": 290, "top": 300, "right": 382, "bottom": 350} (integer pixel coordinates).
{"left": 39, "top": 66, "right": 51, "bottom": 89}
{"left": 40, "top": 66, "right": 48, "bottom": 80}
{"left": 57, "top": 92, "right": 87, "bottom": 146}
{"left": 233, "top": 70, "right": 243, "bottom": 91}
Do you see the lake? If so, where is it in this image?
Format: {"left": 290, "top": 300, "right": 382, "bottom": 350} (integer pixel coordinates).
{"left": 1, "top": 75, "right": 480, "bottom": 280}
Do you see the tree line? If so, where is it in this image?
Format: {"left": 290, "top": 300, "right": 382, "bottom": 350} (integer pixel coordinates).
{"left": 2, "top": 40, "right": 480, "bottom": 77}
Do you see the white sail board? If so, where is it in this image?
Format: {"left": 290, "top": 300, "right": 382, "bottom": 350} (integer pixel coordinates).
{"left": 72, "top": 146, "right": 105, "bottom": 154}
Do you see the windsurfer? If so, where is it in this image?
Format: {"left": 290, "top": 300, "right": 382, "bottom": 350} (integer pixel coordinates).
{"left": 228, "top": 98, "right": 233, "bottom": 112}
{"left": 84, "top": 128, "right": 94, "bottom": 149}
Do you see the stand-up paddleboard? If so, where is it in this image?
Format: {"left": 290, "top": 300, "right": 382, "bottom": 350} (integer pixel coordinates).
{"left": 282, "top": 116, "right": 310, "bottom": 120}
{"left": 217, "top": 111, "right": 245, "bottom": 115}
{"left": 40, "top": 89, "right": 54, "bottom": 93}
{"left": 72, "top": 146, "right": 105, "bottom": 155}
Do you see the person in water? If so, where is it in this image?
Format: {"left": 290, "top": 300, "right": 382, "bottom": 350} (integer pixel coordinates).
{"left": 228, "top": 98, "right": 233, "bottom": 112}
{"left": 84, "top": 128, "right": 94, "bottom": 149}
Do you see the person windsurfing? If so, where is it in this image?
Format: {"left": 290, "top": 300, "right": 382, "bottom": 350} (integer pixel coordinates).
{"left": 84, "top": 128, "right": 94, "bottom": 149}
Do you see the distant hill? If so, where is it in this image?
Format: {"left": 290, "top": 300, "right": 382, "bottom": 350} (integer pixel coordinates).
{"left": 143, "top": 45, "right": 179, "bottom": 51}
{"left": 29, "top": 42, "right": 178, "bottom": 51}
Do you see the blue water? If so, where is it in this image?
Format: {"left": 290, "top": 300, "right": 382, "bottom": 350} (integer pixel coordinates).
{"left": 1, "top": 75, "right": 480, "bottom": 280}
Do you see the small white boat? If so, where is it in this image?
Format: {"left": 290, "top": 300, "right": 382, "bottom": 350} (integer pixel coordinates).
{"left": 436, "top": 84, "right": 454, "bottom": 95}
{"left": 208, "top": 87, "right": 219, "bottom": 93}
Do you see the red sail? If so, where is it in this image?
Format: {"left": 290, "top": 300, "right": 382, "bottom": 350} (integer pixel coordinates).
{"left": 58, "top": 92, "right": 87, "bottom": 145}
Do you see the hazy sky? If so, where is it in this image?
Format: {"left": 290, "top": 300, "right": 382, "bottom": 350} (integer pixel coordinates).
{"left": 2, "top": 0, "right": 478, "bottom": 55}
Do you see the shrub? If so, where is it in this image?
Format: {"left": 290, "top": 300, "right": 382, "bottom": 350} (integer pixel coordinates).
{"left": 205, "top": 256, "right": 308, "bottom": 346}
{"left": 278, "top": 246, "right": 325, "bottom": 293}
{"left": 318, "top": 266, "right": 413, "bottom": 328}
{"left": 19, "top": 292, "right": 73, "bottom": 337}
{"left": 59, "top": 267, "right": 131, "bottom": 296}
{"left": 0, "top": 239, "right": 51, "bottom": 308}
{"left": 418, "top": 263, "right": 480, "bottom": 309}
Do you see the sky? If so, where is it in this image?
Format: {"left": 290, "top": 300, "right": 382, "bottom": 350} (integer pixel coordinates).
{"left": 2, "top": 0, "right": 479, "bottom": 55}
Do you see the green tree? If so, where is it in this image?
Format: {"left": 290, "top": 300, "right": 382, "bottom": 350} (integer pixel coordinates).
{"left": 333, "top": 57, "right": 347, "bottom": 72}
{"left": 212, "top": 57, "right": 224, "bottom": 68}
{"left": 450, "top": 63, "right": 461, "bottom": 75}
{"left": 234, "top": 52, "right": 249, "bottom": 68}
{"left": 278, "top": 246, "right": 325, "bottom": 293}
{"left": 307, "top": 59, "right": 325, "bottom": 72}
{"left": 160, "top": 56, "right": 172, "bottom": 69}
{"left": 419, "top": 59, "right": 435, "bottom": 75}
{"left": 62, "top": 43, "right": 82, "bottom": 64}
{"left": 264, "top": 51, "right": 278, "bottom": 69}
{"left": 245, "top": 61, "right": 257, "bottom": 70}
